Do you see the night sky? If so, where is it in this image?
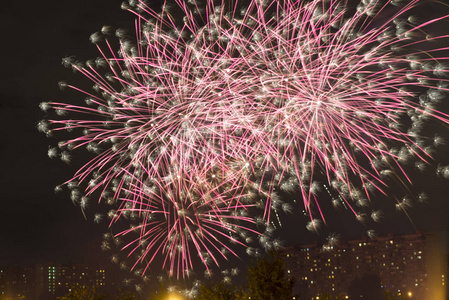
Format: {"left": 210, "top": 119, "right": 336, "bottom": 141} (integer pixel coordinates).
{"left": 1, "top": 0, "right": 448, "bottom": 278}
{"left": 1, "top": 0, "right": 136, "bottom": 265}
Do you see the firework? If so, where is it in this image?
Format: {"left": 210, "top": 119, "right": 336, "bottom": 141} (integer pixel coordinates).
{"left": 221, "top": 0, "right": 449, "bottom": 221}
{"left": 40, "top": 0, "right": 449, "bottom": 277}
{"left": 40, "top": 0, "right": 281, "bottom": 277}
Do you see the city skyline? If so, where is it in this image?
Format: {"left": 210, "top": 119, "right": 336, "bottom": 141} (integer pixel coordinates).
{"left": 1, "top": 232, "right": 447, "bottom": 299}
{"left": 282, "top": 232, "right": 447, "bottom": 299}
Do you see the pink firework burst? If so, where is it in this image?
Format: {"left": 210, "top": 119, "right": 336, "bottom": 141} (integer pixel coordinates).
{"left": 39, "top": 0, "right": 449, "bottom": 277}
{"left": 113, "top": 170, "right": 261, "bottom": 278}
{"left": 216, "top": 0, "right": 449, "bottom": 222}
{"left": 39, "top": 0, "right": 280, "bottom": 277}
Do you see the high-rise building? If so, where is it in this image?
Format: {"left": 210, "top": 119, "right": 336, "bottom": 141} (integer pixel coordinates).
{"left": 36, "top": 264, "right": 107, "bottom": 299}
{"left": 282, "top": 232, "right": 447, "bottom": 300}
{"left": 0, "top": 265, "right": 37, "bottom": 299}
{"left": 0, "top": 263, "right": 110, "bottom": 300}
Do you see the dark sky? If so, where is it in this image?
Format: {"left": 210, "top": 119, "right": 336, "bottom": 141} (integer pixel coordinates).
{"left": 0, "top": 0, "right": 137, "bottom": 266}
{"left": 0, "top": 0, "right": 448, "bottom": 279}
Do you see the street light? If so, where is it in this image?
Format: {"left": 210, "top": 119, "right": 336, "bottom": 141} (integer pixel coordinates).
{"left": 167, "top": 293, "right": 184, "bottom": 300}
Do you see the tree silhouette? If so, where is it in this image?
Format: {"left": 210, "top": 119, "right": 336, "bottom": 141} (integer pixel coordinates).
{"left": 196, "top": 282, "right": 237, "bottom": 300}
{"left": 57, "top": 286, "right": 106, "bottom": 300}
{"left": 244, "top": 252, "right": 295, "bottom": 300}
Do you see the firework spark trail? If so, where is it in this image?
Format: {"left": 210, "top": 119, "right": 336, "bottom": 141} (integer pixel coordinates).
{"left": 39, "top": 0, "right": 449, "bottom": 277}
{"left": 42, "top": 6, "right": 276, "bottom": 276}
{"left": 114, "top": 171, "right": 260, "bottom": 277}
{"left": 223, "top": 0, "right": 449, "bottom": 218}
